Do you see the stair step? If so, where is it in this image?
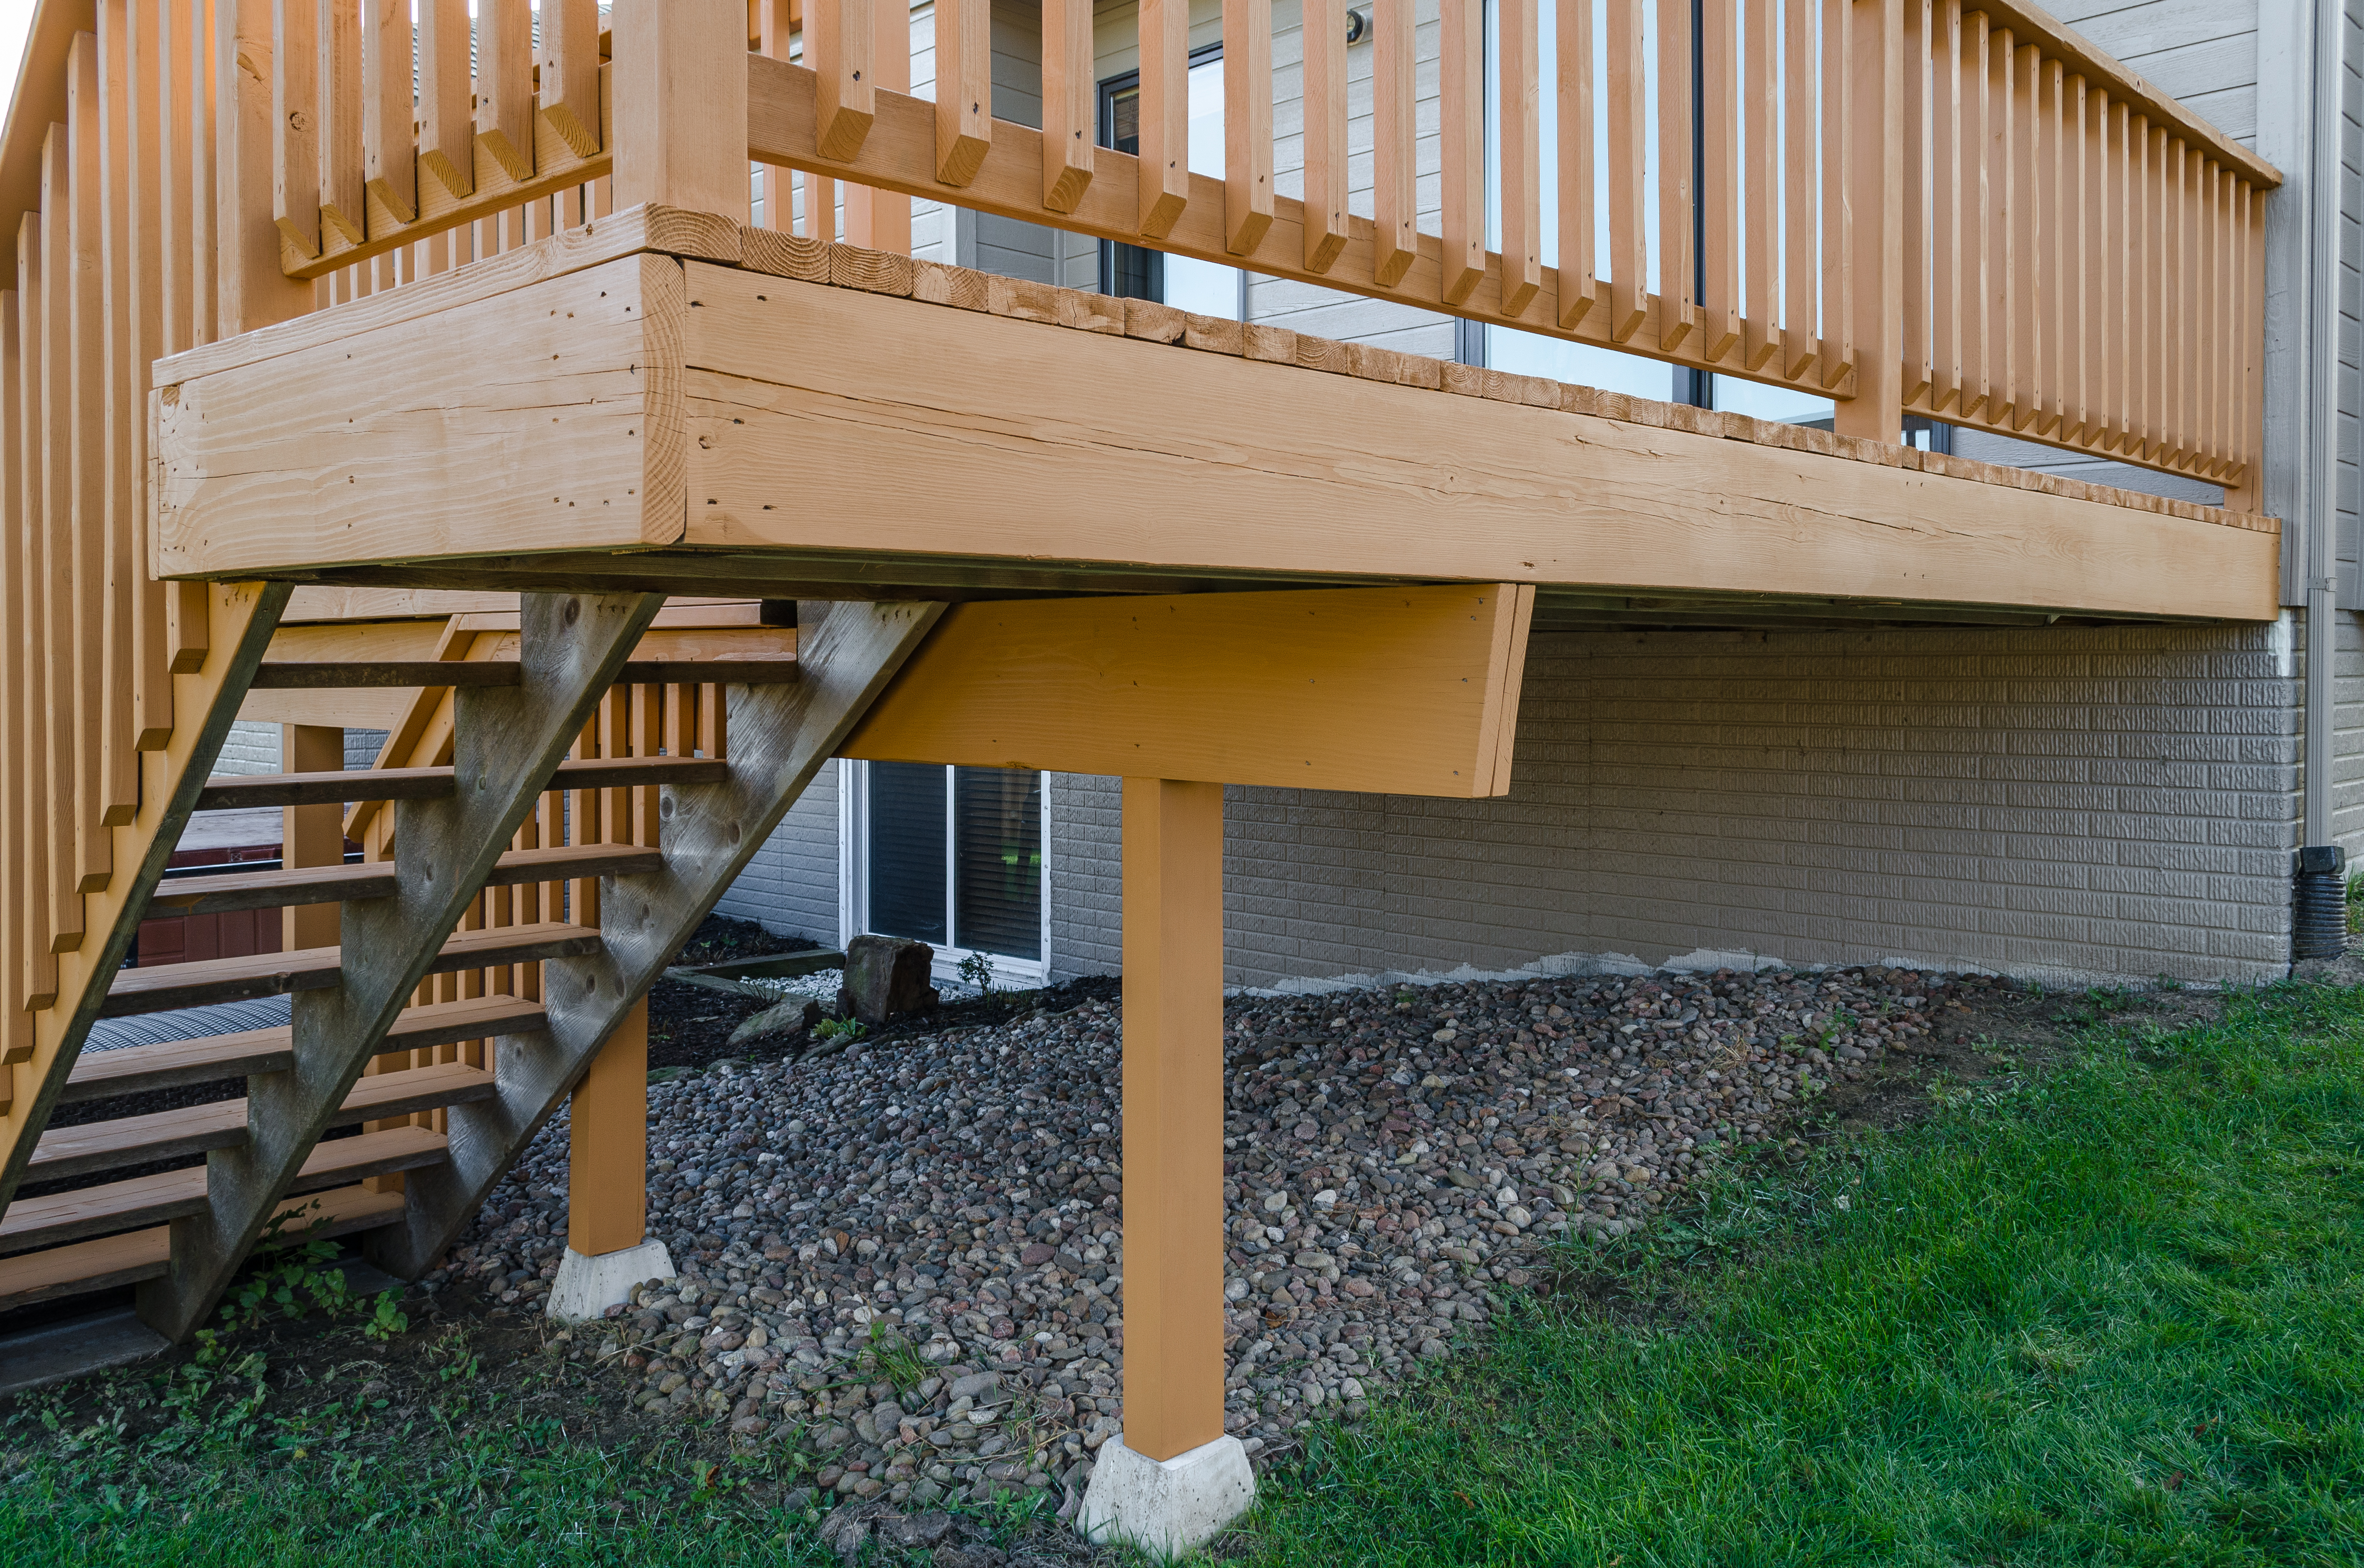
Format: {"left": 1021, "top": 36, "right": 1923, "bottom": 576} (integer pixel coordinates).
{"left": 0, "top": 1185, "right": 408, "bottom": 1312}
{"left": 102, "top": 923, "right": 599, "bottom": 1018}
{"left": 195, "top": 754, "right": 728, "bottom": 811}
{"left": 31, "top": 1062, "right": 496, "bottom": 1181}
{"left": 249, "top": 659, "right": 798, "bottom": 689}
{"left": 143, "top": 843, "right": 665, "bottom": 918}
{"left": 0, "top": 1127, "right": 445, "bottom": 1255}
{"left": 61, "top": 995, "right": 548, "bottom": 1105}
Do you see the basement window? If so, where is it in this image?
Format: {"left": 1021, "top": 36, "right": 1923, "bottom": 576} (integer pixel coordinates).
{"left": 843, "top": 762, "right": 1049, "bottom": 988}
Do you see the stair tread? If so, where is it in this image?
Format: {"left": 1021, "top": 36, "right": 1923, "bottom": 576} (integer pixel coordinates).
{"left": 61, "top": 996, "right": 548, "bottom": 1104}
{"left": 195, "top": 755, "right": 726, "bottom": 811}
{"left": 249, "top": 659, "right": 797, "bottom": 689}
{"left": 0, "top": 1128, "right": 446, "bottom": 1255}
{"left": 32, "top": 1063, "right": 496, "bottom": 1179}
{"left": 0, "top": 1186, "right": 409, "bottom": 1312}
{"left": 146, "top": 842, "right": 664, "bottom": 916}
{"left": 102, "top": 923, "right": 598, "bottom": 1018}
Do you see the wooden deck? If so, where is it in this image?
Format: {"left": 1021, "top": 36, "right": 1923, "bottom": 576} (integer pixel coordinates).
{"left": 151, "top": 214, "right": 2278, "bottom": 626}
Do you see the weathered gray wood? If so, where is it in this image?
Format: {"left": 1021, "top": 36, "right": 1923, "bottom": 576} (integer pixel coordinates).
{"left": 100, "top": 922, "right": 601, "bottom": 1018}
{"left": 138, "top": 592, "right": 664, "bottom": 1342}
{"left": 195, "top": 754, "right": 726, "bottom": 811}
{"left": 0, "top": 583, "right": 292, "bottom": 1240}
{"left": 249, "top": 660, "right": 525, "bottom": 689}
{"left": 143, "top": 842, "right": 666, "bottom": 916}
{"left": 367, "top": 600, "right": 944, "bottom": 1280}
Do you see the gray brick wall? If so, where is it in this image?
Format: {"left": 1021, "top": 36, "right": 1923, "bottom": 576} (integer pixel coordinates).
{"left": 711, "top": 758, "right": 845, "bottom": 946}
{"left": 1049, "top": 772, "right": 1123, "bottom": 979}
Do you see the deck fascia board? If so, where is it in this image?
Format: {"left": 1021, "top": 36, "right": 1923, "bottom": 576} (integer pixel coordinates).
{"left": 148, "top": 212, "right": 2282, "bottom": 624}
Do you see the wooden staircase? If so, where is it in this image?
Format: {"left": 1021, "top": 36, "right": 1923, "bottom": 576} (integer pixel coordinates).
{"left": 0, "top": 588, "right": 941, "bottom": 1337}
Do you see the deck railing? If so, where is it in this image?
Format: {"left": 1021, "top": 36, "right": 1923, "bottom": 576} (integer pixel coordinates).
{"left": 140, "top": 0, "right": 2272, "bottom": 493}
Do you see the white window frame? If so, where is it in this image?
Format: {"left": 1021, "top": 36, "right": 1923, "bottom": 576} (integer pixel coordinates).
{"left": 839, "top": 759, "right": 1054, "bottom": 989}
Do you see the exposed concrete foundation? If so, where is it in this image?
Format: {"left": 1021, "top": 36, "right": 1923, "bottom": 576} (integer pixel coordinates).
{"left": 547, "top": 1239, "right": 675, "bottom": 1324}
{"left": 1078, "top": 1433, "right": 1255, "bottom": 1560}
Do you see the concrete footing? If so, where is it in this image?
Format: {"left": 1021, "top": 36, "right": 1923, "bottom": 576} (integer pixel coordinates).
{"left": 547, "top": 1239, "right": 675, "bottom": 1324}
{"left": 1077, "top": 1433, "right": 1255, "bottom": 1560}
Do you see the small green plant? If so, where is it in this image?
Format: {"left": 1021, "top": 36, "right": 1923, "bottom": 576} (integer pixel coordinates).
{"left": 361, "top": 1291, "right": 409, "bottom": 1342}
{"left": 859, "top": 1320, "right": 929, "bottom": 1392}
{"left": 2348, "top": 870, "right": 2364, "bottom": 933}
{"left": 219, "top": 1205, "right": 354, "bottom": 1331}
{"left": 814, "top": 1014, "right": 866, "bottom": 1044}
{"left": 957, "top": 951, "right": 997, "bottom": 994}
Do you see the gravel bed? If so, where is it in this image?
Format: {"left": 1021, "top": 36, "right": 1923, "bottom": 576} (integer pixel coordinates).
{"left": 425, "top": 961, "right": 1995, "bottom": 1512}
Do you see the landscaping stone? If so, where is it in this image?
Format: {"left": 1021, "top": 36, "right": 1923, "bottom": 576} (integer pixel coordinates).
{"left": 728, "top": 997, "right": 823, "bottom": 1048}
{"left": 840, "top": 935, "right": 941, "bottom": 1026}
{"left": 435, "top": 961, "right": 1986, "bottom": 1515}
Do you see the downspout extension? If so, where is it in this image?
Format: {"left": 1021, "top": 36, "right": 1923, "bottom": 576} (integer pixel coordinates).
{"left": 2295, "top": 0, "right": 2345, "bottom": 966}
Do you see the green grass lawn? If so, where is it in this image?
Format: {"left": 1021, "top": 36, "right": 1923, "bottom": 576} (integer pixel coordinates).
{"left": 5, "top": 982, "right": 2362, "bottom": 1566}
{"left": 1234, "top": 984, "right": 2364, "bottom": 1567}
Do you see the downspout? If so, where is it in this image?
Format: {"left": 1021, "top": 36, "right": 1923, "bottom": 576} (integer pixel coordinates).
{"left": 2296, "top": 0, "right": 2348, "bottom": 959}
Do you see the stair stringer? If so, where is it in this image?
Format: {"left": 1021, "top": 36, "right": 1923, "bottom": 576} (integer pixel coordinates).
{"left": 0, "top": 581, "right": 293, "bottom": 1222}
{"left": 368, "top": 600, "right": 944, "bottom": 1279}
{"left": 136, "top": 591, "right": 667, "bottom": 1341}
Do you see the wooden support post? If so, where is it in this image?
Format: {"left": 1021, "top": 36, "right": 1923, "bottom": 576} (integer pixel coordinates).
{"left": 567, "top": 998, "right": 651, "bottom": 1257}
{"left": 611, "top": 0, "right": 750, "bottom": 218}
{"left": 1119, "top": 777, "right": 1227, "bottom": 1463}
{"left": 282, "top": 723, "right": 343, "bottom": 950}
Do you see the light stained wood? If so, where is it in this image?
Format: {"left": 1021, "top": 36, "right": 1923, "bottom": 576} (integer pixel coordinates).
{"left": 1899, "top": 0, "right": 1928, "bottom": 402}
{"left": 1215, "top": 0, "right": 1269, "bottom": 253}
{"left": 1696, "top": 0, "right": 1735, "bottom": 360}
{"left": 1301, "top": 0, "right": 1349, "bottom": 274}
{"left": 1497, "top": 0, "right": 1541, "bottom": 313}
{"left": 933, "top": 0, "right": 991, "bottom": 189}
{"left": 219, "top": 0, "right": 312, "bottom": 331}
{"left": 1119, "top": 776, "right": 1226, "bottom": 1463}
{"left": 1042, "top": 0, "right": 1095, "bottom": 214}
{"left": 360, "top": 0, "right": 415, "bottom": 222}
{"left": 1, "top": 283, "right": 23, "bottom": 1084}
{"left": 1781, "top": 0, "right": 1815, "bottom": 377}
{"left": 1815, "top": 0, "right": 1850, "bottom": 387}
{"left": 125, "top": 0, "right": 174, "bottom": 755}
{"left": 415, "top": 0, "right": 471, "bottom": 198}
{"left": 1653, "top": 0, "right": 1692, "bottom": 350}
{"left": 844, "top": 586, "right": 1533, "bottom": 795}
{"left": 568, "top": 998, "right": 651, "bottom": 1255}
{"left": 1833, "top": 0, "right": 1901, "bottom": 442}
{"left": 809, "top": 0, "right": 875, "bottom": 162}
{"left": 1439, "top": 0, "right": 1483, "bottom": 304}
{"left": 1138, "top": 0, "right": 1189, "bottom": 238}
{"left": 270, "top": 0, "right": 320, "bottom": 256}
{"left": 475, "top": 0, "right": 535, "bottom": 182}
{"left": 841, "top": 0, "right": 910, "bottom": 254}
{"left": 1606, "top": 0, "right": 1646, "bottom": 340}
{"left": 316, "top": 0, "right": 363, "bottom": 246}
{"left": 1931, "top": 0, "right": 1960, "bottom": 411}
{"left": 612, "top": 0, "right": 748, "bottom": 220}
{"left": 1556, "top": 0, "right": 1595, "bottom": 329}
{"left": 541, "top": 0, "right": 604, "bottom": 159}
{"left": 282, "top": 722, "right": 344, "bottom": 951}
{"left": 68, "top": 41, "right": 115, "bottom": 901}
{"left": 155, "top": 253, "right": 684, "bottom": 577}
{"left": 1371, "top": 0, "right": 1414, "bottom": 287}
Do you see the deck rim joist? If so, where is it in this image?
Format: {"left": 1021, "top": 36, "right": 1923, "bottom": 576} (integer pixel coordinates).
{"left": 149, "top": 207, "right": 2281, "bottom": 627}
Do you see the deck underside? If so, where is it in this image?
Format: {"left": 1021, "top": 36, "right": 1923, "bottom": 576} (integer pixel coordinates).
{"left": 150, "top": 213, "right": 2282, "bottom": 629}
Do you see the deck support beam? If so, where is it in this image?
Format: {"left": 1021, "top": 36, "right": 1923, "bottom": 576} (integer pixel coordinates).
{"left": 281, "top": 724, "right": 343, "bottom": 950}
{"left": 547, "top": 997, "right": 673, "bottom": 1320}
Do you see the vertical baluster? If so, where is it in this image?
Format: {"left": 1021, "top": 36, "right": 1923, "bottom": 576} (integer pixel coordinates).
{"left": 1836, "top": 0, "right": 1901, "bottom": 439}
{"left": 1900, "top": 0, "right": 1928, "bottom": 405}
{"left": 2086, "top": 89, "right": 2111, "bottom": 452}
{"left": 806, "top": 172, "right": 837, "bottom": 241}
{"left": 2196, "top": 157, "right": 2215, "bottom": 475}
{"left": 1779, "top": 0, "right": 1813, "bottom": 376}
{"left": 157, "top": 0, "right": 191, "bottom": 357}
{"left": 1558, "top": 0, "right": 1598, "bottom": 329}
{"left": 1813, "top": 0, "right": 1845, "bottom": 383}
{"left": 69, "top": 35, "right": 118, "bottom": 895}
{"left": 1698, "top": 0, "right": 1736, "bottom": 359}
{"left": 2034, "top": 56, "right": 2062, "bottom": 436}
{"left": 2175, "top": 143, "right": 2195, "bottom": 471}
{"left": 272, "top": 0, "right": 320, "bottom": 257}
{"left": 318, "top": 0, "right": 363, "bottom": 245}
{"left": 812, "top": 0, "right": 875, "bottom": 160}
{"left": 2109, "top": 100, "right": 2131, "bottom": 453}
{"left": 542, "top": 0, "right": 602, "bottom": 158}
{"left": 1045, "top": 0, "right": 1096, "bottom": 214}
{"left": 0, "top": 284, "right": 21, "bottom": 1085}
{"left": 1499, "top": 0, "right": 1541, "bottom": 311}
{"left": 2007, "top": 43, "right": 2035, "bottom": 432}
{"left": 18, "top": 202, "right": 56, "bottom": 1012}
{"left": 2236, "top": 178, "right": 2260, "bottom": 500}
{"left": 2131, "top": 116, "right": 2151, "bottom": 460}
{"left": 937, "top": 0, "right": 992, "bottom": 188}
{"left": 1607, "top": 0, "right": 1648, "bottom": 340}
{"left": 1373, "top": 0, "right": 1416, "bottom": 286}
{"left": 98, "top": 0, "right": 139, "bottom": 819}
{"left": 1222, "top": 0, "right": 1271, "bottom": 250}
{"left": 1440, "top": 0, "right": 1484, "bottom": 302}
{"left": 361, "top": 0, "right": 415, "bottom": 224}
{"left": 1962, "top": 10, "right": 1988, "bottom": 420}
{"left": 1140, "top": 0, "right": 1190, "bottom": 237}
{"left": 2065, "top": 72, "right": 2086, "bottom": 444}
{"left": 477, "top": 0, "right": 534, "bottom": 182}
{"left": 417, "top": 0, "right": 471, "bottom": 197}
{"left": 758, "top": 0, "right": 794, "bottom": 231}
{"left": 124, "top": 0, "right": 172, "bottom": 752}
{"left": 1741, "top": 0, "right": 1776, "bottom": 365}
{"left": 1304, "top": 0, "right": 1351, "bottom": 273}
{"left": 1930, "top": 0, "right": 1958, "bottom": 412}
{"left": 1985, "top": 27, "right": 2012, "bottom": 429}
{"left": 846, "top": 0, "right": 911, "bottom": 251}
{"left": 1657, "top": 0, "right": 1695, "bottom": 350}
{"left": 188, "top": 0, "right": 217, "bottom": 347}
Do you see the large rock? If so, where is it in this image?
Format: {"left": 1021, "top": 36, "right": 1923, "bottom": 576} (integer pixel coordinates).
{"left": 727, "top": 996, "right": 823, "bottom": 1047}
{"left": 838, "top": 935, "right": 940, "bottom": 1026}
